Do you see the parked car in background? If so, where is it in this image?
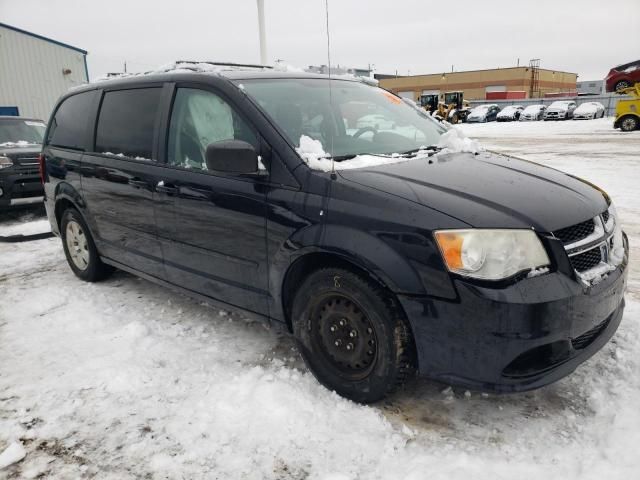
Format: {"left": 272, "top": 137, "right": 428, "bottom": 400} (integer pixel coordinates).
{"left": 543, "top": 101, "right": 577, "bottom": 121}
{"left": 519, "top": 104, "right": 546, "bottom": 121}
{"left": 573, "top": 102, "right": 606, "bottom": 120}
{"left": 496, "top": 105, "right": 524, "bottom": 122}
{"left": 605, "top": 60, "right": 640, "bottom": 92}
{"left": 466, "top": 104, "right": 501, "bottom": 123}
{"left": 0, "top": 116, "right": 46, "bottom": 210}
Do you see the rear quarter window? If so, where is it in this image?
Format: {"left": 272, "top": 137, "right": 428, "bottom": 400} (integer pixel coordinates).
{"left": 47, "top": 90, "right": 97, "bottom": 149}
{"left": 95, "top": 88, "right": 162, "bottom": 160}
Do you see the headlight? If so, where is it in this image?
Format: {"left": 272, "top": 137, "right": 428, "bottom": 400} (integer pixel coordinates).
{"left": 604, "top": 203, "right": 616, "bottom": 233}
{"left": 0, "top": 155, "right": 13, "bottom": 169}
{"left": 606, "top": 203, "right": 625, "bottom": 266}
{"left": 434, "top": 229, "right": 550, "bottom": 280}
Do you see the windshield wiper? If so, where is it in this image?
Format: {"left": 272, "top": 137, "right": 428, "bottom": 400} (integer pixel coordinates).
{"left": 331, "top": 146, "right": 441, "bottom": 162}
{"left": 331, "top": 152, "right": 393, "bottom": 161}
{"left": 397, "top": 145, "right": 442, "bottom": 156}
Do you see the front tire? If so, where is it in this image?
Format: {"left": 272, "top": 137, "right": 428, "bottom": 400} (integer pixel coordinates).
{"left": 61, "top": 209, "right": 113, "bottom": 282}
{"left": 291, "top": 268, "right": 415, "bottom": 403}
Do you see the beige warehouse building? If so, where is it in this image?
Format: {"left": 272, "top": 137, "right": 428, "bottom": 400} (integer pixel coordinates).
{"left": 378, "top": 67, "right": 577, "bottom": 101}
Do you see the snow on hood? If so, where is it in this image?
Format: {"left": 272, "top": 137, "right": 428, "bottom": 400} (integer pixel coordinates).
{"left": 497, "top": 106, "right": 520, "bottom": 117}
{"left": 0, "top": 140, "right": 35, "bottom": 148}
{"left": 296, "top": 129, "right": 482, "bottom": 172}
{"left": 574, "top": 103, "right": 600, "bottom": 114}
{"left": 523, "top": 105, "right": 544, "bottom": 113}
{"left": 548, "top": 102, "right": 571, "bottom": 111}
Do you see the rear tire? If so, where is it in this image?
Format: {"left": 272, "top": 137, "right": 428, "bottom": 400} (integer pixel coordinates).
{"left": 61, "top": 209, "right": 114, "bottom": 282}
{"left": 619, "top": 115, "right": 638, "bottom": 132}
{"left": 291, "top": 267, "right": 415, "bottom": 403}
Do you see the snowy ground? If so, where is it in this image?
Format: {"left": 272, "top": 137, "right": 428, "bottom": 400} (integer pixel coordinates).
{"left": 1, "top": 117, "right": 639, "bottom": 479}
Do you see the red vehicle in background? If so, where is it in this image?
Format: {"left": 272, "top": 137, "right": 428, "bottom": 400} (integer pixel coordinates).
{"left": 606, "top": 60, "right": 640, "bottom": 92}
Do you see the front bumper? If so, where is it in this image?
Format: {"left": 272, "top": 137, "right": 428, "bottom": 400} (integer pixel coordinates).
{"left": 399, "top": 244, "right": 628, "bottom": 393}
{"left": 0, "top": 171, "right": 44, "bottom": 209}
{"left": 544, "top": 111, "right": 567, "bottom": 120}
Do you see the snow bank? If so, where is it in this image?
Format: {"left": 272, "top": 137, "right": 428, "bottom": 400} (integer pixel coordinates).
{"left": 0, "top": 441, "right": 26, "bottom": 469}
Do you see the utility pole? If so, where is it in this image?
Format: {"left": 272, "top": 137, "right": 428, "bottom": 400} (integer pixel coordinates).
{"left": 257, "top": 0, "right": 267, "bottom": 65}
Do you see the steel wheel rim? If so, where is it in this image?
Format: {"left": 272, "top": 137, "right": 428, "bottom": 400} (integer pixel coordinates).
{"left": 66, "top": 220, "right": 90, "bottom": 270}
{"left": 310, "top": 294, "right": 378, "bottom": 380}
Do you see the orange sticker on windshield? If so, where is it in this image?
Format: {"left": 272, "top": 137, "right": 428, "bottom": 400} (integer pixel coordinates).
{"left": 383, "top": 91, "right": 402, "bottom": 104}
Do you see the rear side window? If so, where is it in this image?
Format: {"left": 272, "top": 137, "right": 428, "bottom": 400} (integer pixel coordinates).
{"left": 95, "top": 88, "right": 161, "bottom": 160}
{"left": 47, "top": 91, "right": 97, "bottom": 149}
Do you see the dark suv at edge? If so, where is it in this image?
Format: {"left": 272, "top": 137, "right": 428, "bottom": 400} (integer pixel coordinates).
{"left": 0, "top": 116, "right": 46, "bottom": 209}
{"left": 42, "top": 69, "right": 629, "bottom": 403}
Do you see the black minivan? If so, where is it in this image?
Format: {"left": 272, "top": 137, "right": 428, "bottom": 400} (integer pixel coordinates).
{"left": 42, "top": 66, "right": 629, "bottom": 403}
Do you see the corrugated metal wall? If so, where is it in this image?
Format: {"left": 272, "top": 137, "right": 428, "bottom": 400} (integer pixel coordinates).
{"left": 0, "top": 25, "right": 87, "bottom": 121}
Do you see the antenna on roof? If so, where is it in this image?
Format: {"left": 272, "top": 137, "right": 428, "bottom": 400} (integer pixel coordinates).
{"left": 325, "top": 0, "right": 336, "bottom": 177}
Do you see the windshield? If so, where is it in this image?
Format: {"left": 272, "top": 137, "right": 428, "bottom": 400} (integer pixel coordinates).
{"left": 237, "top": 78, "right": 445, "bottom": 159}
{"left": 0, "top": 119, "right": 46, "bottom": 145}
{"left": 550, "top": 101, "right": 570, "bottom": 108}
{"left": 523, "top": 105, "right": 542, "bottom": 113}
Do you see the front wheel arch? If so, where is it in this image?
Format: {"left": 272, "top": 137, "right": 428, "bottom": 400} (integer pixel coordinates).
{"left": 282, "top": 252, "right": 406, "bottom": 332}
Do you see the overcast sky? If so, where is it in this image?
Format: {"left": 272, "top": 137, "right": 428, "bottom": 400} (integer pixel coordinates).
{"left": 2, "top": 0, "right": 639, "bottom": 81}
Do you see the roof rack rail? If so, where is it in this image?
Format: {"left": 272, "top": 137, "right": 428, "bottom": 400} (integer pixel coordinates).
{"left": 175, "top": 61, "right": 272, "bottom": 70}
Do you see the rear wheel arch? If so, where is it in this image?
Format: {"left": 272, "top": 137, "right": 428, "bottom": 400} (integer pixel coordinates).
{"left": 54, "top": 196, "right": 79, "bottom": 231}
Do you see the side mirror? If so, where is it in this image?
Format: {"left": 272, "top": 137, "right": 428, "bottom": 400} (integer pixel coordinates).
{"left": 205, "top": 140, "right": 258, "bottom": 174}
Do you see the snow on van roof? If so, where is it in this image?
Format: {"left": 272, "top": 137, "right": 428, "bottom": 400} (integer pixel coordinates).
{"left": 91, "top": 61, "right": 269, "bottom": 83}
{"left": 90, "top": 61, "right": 378, "bottom": 86}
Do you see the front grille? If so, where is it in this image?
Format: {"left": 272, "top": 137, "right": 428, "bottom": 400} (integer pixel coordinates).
{"left": 553, "top": 219, "right": 595, "bottom": 244}
{"left": 572, "top": 318, "right": 610, "bottom": 350}
{"left": 16, "top": 164, "right": 39, "bottom": 175}
{"left": 570, "top": 248, "right": 602, "bottom": 272}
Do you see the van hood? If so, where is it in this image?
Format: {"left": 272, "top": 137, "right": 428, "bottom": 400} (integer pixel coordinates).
{"left": 337, "top": 151, "right": 608, "bottom": 232}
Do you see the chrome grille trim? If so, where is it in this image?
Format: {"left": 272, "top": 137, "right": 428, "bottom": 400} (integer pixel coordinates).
{"left": 555, "top": 210, "right": 617, "bottom": 280}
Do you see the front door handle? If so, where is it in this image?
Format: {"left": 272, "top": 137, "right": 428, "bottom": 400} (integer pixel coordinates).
{"left": 128, "top": 178, "right": 149, "bottom": 189}
{"left": 156, "top": 180, "right": 179, "bottom": 195}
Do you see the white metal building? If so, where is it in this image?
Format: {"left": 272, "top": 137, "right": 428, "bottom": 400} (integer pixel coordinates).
{"left": 0, "top": 22, "right": 88, "bottom": 121}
